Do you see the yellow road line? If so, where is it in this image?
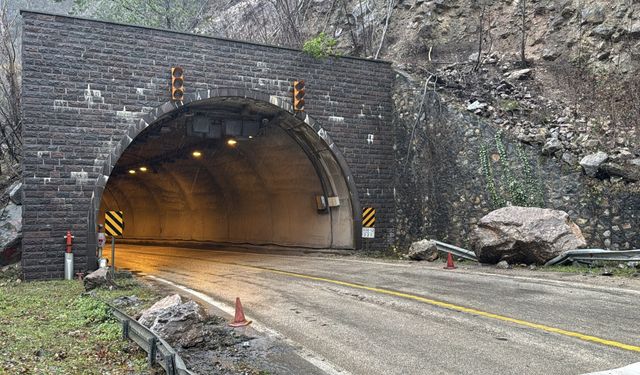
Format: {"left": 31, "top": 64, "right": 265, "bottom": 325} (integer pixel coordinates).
{"left": 121, "top": 248, "right": 640, "bottom": 353}
{"left": 261, "top": 267, "right": 640, "bottom": 353}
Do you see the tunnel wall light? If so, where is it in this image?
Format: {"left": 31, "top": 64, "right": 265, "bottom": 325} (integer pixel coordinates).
{"left": 315, "top": 195, "right": 328, "bottom": 212}
{"left": 128, "top": 169, "right": 136, "bottom": 174}
{"left": 139, "top": 166, "right": 148, "bottom": 172}
{"left": 192, "top": 150, "right": 202, "bottom": 158}
{"left": 226, "top": 138, "right": 238, "bottom": 147}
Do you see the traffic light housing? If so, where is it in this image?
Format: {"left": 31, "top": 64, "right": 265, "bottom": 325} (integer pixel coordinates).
{"left": 293, "top": 80, "right": 305, "bottom": 112}
{"left": 171, "top": 66, "right": 184, "bottom": 101}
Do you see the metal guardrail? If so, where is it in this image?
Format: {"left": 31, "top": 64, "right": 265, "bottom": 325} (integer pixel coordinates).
{"left": 545, "top": 249, "right": 640, "bottom": 266}
{"left": 111, "top": 306, "right": 196, "bottom": 375}
{"left": 433, "top": 240, "right": 478, "bottom": 262}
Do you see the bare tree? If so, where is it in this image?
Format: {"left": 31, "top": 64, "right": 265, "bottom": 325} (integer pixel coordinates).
{"left": 374, "top": 0, "right": 396, "bottom": 59}
{"left": 67, "top": 0, "right": 215, "bottom": 32}
{"left": 268, "top": 0, "right": 312, "bottom": 48}
{"left": 473, "top": 0, "right": 487, "bottom": 71}
{"left": 339, "top": 0, "right": 376, "bottom": 57}
{"left": 0, "top": 3, "right": 22, "bottom": 177}
{"left": 519, "top": 0, "right": 527, "bottom": 64}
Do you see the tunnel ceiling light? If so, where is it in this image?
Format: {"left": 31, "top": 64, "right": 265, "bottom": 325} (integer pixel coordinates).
{"left": 192, "top": 150, "right": 202, "bottom": 158}
{"left": 248, "top": 135, "right": 254, "bottom": 139}
{"left": 227, "top": 138, "right": 238, "bottom": 147}
{"left": 139, "top": 166, "right": 148, "bottom": 172}
{"left": 128, "top": 169, "right": 136, "bottom": 174}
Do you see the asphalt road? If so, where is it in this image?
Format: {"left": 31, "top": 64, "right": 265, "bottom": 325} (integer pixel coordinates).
{"left": 111, "top": 244, "right": 640, "bottom": 375}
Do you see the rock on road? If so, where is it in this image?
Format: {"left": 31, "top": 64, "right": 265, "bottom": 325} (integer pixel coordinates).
{"left": 111, "top": 244, "right": 640, "bottom": 375}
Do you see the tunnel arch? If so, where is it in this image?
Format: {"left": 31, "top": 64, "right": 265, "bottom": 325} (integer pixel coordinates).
{"left": 87, "top": 88, "right": 362, "bottom": 265}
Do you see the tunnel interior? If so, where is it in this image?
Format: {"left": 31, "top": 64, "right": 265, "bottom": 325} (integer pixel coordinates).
{"left": 98, "top": 97, "right": 356, "bottom": 249}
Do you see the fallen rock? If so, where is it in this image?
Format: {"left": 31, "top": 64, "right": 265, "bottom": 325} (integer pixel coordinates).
{"left": 139, "top": 295, "right": 209, "bottom": 348}
{"left": 0, "top": 202, "right": 22, "bottom": 266}
{"left": 542, "top": 137, "right": 563, "bottom": 155}
{"left": 472, "top": 206, "right": 586, "bottom": 265}
{"left": 112, "top": 295, "right": 141, "bottom": 307}
{"left": 83, "top": 268, "right": 116, "bottom": 291}
{"left": 541, "top": 48, "right": 560, "bottom": 61}
{"left": 5, "top": 181, "right": 22, "bottom": 205}
{"left": 599, "top": 162, "right": 640, "bottom": 182}
{"left": 138, "top": 294, "right": 182, "bottom": 326}
{"left": 628, "top": 21, "right": 640, "bottom": 37}
{"left": 406, "top": 239, "right": 439, "bottom": 261}
{"left": 592, "top": 24, "right": 614, "bottom": 39}
{"left": 579, "top": 151, "right": 608, "bottom": 177}
{"left": 581, "top": 6, "right": 605, "bottom": 24}
{"left": 0, "top": 262, "right": 22, "bottom": 282}
{"left": 467, "top": 100, "right": 487, "bottom": 112}
{"left": 505, "top": 68, "right": 532, "bottom": 81}
{"left": 496, "top": 260, "right": 511, "bottom": 269}
{"left": 561, "top": 152, "right": 576, "bottom": 166}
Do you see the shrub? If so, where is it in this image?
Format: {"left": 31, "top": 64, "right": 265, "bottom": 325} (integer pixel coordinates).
{"left": 303, "top": 32, "right": 338, "bottom": 59}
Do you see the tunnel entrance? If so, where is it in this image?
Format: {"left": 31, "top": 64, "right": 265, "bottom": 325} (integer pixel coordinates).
{"left": 95, "top": 95, "right": 359, "bottom": 253}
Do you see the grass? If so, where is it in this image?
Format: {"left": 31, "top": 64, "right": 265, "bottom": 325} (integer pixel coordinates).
{"left": 0, "top": 273, "right": 161, "bottom": 375}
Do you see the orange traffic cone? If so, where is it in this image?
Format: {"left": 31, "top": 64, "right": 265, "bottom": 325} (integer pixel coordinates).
{"left": 229, "top": 297, "right": 252, "bottom": 327}
{"left": 443, "top": 253, "right": 457, "bottom": 269}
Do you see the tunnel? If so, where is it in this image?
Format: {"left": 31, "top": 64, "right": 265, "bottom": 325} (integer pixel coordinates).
{"left": 95, "top": 96, "right": 359, "bottom": 251}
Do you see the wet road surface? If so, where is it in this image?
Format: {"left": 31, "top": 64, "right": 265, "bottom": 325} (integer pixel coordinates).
{"left": 110, "top": 244, "right": 640, "bottom": 375}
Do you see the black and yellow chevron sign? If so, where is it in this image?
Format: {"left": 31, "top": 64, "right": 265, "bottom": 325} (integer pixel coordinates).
{"left": 362, "top": 207, "right": 375, "bottom": 228}
{"left": 104, "top": 211, "right": 124, "bottom": 237}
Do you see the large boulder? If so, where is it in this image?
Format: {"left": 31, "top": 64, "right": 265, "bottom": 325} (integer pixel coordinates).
{"left": 83, "top": 268, "right": 116, "bottom": 291}
{"left": 138, "top": 294, "right": 183, "bottom": 326}
{"left": 0, "top": 202, "right": 22, "bottom": 266}
{"left": 406, "top": 239, "right": 439, "bottom": 261}
{"left": 472, "top": 207, "right": 586, "bottom": 265}
{"left": 138, "top": 294, "right": 209, "bottom": 348}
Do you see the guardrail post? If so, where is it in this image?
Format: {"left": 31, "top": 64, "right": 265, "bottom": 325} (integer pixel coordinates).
{"left": 164, "top": 353, "right": 176, "bottom": 375}
{"left": 147, "top": 337, "right": 157, "bottom": 366}
{"left": 121, "top": 320, "right": 130, "bottom": 340}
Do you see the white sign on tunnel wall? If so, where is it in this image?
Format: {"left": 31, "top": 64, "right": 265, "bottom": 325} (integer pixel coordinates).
{"left": 362, "top": 227, "right": 375, "bottom": 238}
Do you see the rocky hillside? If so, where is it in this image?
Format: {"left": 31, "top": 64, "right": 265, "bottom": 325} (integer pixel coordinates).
{"left": 210, "top": 0, "right": 639, "bottom": 158}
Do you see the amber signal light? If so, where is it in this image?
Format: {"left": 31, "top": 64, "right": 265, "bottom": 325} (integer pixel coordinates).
{"left": 171, "top": 66, "right": 184, "bottom": 101}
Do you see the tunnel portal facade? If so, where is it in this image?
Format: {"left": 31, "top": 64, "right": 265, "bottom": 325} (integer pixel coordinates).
{"left": 20, "top": 11, "right": 394, "bottom": 280}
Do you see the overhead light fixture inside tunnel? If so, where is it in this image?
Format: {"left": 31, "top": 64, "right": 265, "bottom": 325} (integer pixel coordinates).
{"left": 192, "top": 150, "right": 202, "bottom": 158}
{"left": 139, "top": 166, "right": 148, "bottom": 172}
{"left": 226, "top": 138, "right": 238, "bottom": 147}
{"left": 128, "top": 169, "right": 136, "bottom": 174}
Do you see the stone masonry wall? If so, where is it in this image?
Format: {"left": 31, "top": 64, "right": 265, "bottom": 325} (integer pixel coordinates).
{"left": 20, "top": 11, "right": 394, "bottom": 280}
{"left": 394, "top": 74, "right": 640, "bottom": 253}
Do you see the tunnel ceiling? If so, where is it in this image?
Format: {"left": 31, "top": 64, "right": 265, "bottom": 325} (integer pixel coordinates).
{"left": 113, "top": 98, "right": 282, "bottom": 176}
{"left": 101, "top": 98, "right": 356, "bottom": 249}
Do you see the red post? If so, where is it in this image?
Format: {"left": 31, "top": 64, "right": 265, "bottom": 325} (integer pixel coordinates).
{"left": 65, "top": 231, "right": 73, "bottom": 253}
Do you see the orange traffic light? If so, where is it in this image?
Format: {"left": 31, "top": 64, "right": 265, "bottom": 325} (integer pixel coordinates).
{"left": 171, "top": 66, "right": 184, "bottom": 101}
{"left": 293, "top": 80, "right": 305, "bottom": 112}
